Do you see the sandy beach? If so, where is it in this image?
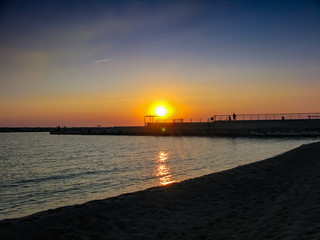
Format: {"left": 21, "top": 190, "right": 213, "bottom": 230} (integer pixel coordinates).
{"left": 1, "top": 141, "right": 320, "bottom": 240}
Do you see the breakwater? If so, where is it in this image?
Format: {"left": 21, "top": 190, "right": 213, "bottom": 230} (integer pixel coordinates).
{"left": 50, "top": 119, "right": 320, "bottom": 137}
{"left": 0, "top": 127, "right": 55, "bottom": 133}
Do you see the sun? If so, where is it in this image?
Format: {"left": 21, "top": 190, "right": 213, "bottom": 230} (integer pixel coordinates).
{"left": 155, "top": 106, "right": 168, "bottom": 117}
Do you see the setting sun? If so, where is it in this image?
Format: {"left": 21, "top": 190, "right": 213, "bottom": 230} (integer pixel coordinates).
{"left": 155, "top": 106, "right": 168, "bottom": 117}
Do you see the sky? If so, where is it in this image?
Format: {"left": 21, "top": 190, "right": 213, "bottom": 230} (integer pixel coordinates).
{"left": 0, "top": 0, "right": 319, "bottom": 127}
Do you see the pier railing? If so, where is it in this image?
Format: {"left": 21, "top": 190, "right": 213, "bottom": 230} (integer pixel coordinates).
{"left": 211, "top": 112, "right": 320, "bottom": 121}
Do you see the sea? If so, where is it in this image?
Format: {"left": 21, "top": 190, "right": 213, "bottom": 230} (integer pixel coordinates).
{"left": 0, "top": 132, "right": 319, "bottom": 220}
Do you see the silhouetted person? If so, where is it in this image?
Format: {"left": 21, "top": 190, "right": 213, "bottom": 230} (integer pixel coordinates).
{"left": 228, "top": 115, "right": 231, "bottom": 121}
{"left": 233, "top": 113, "right": 236, "bottom": 120}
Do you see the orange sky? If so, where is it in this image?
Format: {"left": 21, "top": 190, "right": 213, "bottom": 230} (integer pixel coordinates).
{"left": 1, "top": 73, "right": 319, "bottom": 127}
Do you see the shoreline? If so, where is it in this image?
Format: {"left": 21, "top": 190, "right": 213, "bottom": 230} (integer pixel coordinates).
{"left": 1, "top": 141, "right": 320, "bottom": 239}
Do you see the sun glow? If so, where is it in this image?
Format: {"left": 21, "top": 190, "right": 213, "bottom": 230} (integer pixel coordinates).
{"left": 154, "top": 106, "right": 168, "bottom": 117}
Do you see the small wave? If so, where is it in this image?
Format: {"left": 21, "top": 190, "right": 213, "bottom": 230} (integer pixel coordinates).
{"left": 5, "top": 168, "right": 122, "bottom": 187}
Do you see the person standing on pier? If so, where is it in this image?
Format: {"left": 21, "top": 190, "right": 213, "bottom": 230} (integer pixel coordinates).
{"left": 233, "top": 113, "right": 237, "bottom": 120}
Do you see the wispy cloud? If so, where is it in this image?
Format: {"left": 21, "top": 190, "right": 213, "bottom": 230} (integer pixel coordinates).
{"left": 93, "top": 58, "right": 113, "bottom": 63}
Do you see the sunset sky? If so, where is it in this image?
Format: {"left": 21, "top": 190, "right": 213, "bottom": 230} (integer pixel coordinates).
{"left": 1, "top": 0, "right": 319, "bottom": 127}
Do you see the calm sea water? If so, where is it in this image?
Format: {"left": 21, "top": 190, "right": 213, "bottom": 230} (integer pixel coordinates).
{"left": 0, "top": 133, "right": 318, "bottom": 220}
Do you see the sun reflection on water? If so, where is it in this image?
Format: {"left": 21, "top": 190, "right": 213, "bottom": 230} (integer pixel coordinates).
{"left": 154, "top": 151, "right": 177, "bottom": 186}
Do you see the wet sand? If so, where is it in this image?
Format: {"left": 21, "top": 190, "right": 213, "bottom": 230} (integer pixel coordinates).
{"left": 1, "top": 141, "right": 320, "bottom": 240}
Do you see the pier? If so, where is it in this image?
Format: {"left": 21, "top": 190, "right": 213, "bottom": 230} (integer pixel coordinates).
{"left": 50, "top": 112, "right": 320, "bottom": 137}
